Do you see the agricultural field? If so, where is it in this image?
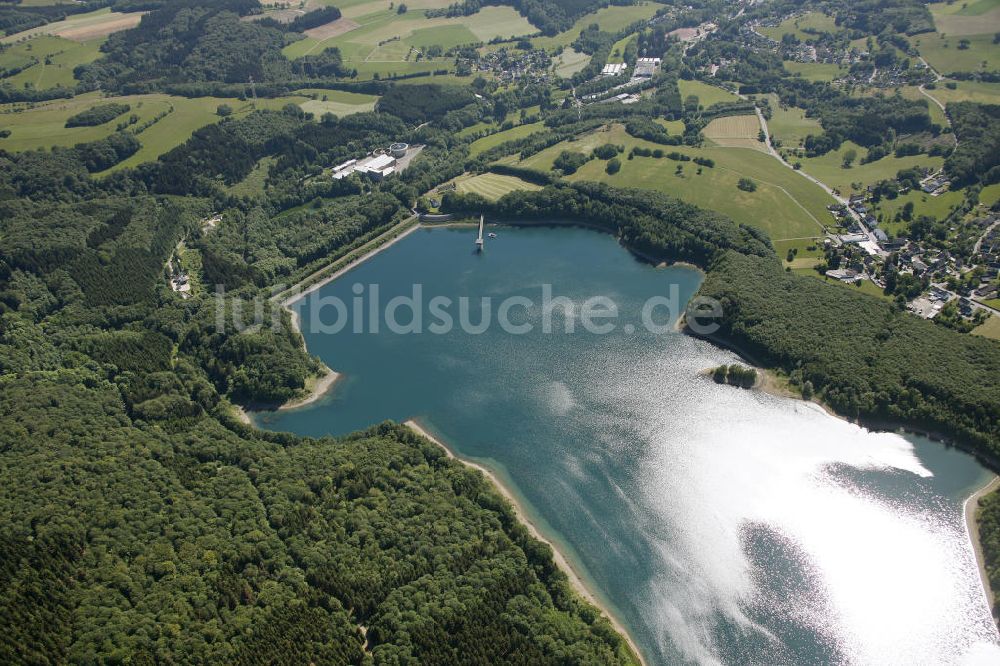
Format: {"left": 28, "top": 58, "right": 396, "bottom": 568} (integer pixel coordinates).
{"left": 678, "top": 79, "right": 739, "bottom": 108}
{"left": 532, "top": 2, "right": 665, "bottom": 50}
{"left": 512, "top": 124, "right": 835, "bottom": 241}
{"left": 0, "top": 35, "right": 104, "bottom": 90}
{"left": 0, "top": 93, "right": 308, "bottom": 172}
{"left": 702, "top": 114, "right": 765, "bottom": 151}
{"left": 928, "top": 0, "right": 1000, "bottom": 36}
{"left": 916, "top": 32, "right": 1000, "bottom": 73}
{"left": 454, "top": 172, "right": 542, "bottom": 199}
{"left": 759, "top": 12, "right": 841, "bottom": 41}
{"left": 284, "top": 5, "right": 534, "bottom": 78}
{"left": 796, "top": 139, "right": 945, "bottom": 195}
{"left": 921, "top": 80, "right": 1000, "bottom": 107}
{"left": 296, "top": 89, "right": 379, "bottom": 116}
{"left": 468, "top": 121, "right": 544, "bottom": 158}
{"left": 1, "top": 7, "right": 146, "bottom": 44}
{"left": 782, "top": 60, "right": 844, "bottom": 82}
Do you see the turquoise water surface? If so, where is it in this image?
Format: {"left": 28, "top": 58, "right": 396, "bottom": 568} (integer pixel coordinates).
{"left": 257, "top": 225, "right": 1000, "bottom": 665}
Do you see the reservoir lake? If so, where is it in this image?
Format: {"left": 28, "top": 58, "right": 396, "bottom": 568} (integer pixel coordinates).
{"left": 257, "top": 225, "right": 1000, "bottom": 665}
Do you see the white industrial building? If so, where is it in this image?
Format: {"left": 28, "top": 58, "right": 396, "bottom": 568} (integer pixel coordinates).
{"left": 601, "top": 62, "right": 626, "bottom": 77}
{"left": 332, "top": 153, "right": 396, "bottom": 181}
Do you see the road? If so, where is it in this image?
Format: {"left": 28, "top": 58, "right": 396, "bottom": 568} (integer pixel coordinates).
{"left": 917, "top": 56, "right": 947, "bottom": 115}
{"left": 750, "top": 99, "right": 883, "bottom": 252}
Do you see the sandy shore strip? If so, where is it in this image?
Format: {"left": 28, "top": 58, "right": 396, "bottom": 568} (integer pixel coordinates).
{"left": 279, "top": 364, "right": 340, "bottom": 411}
{"left": 965, "top": 474, "right": 1000, "bottom": 617}
{"left": 404, "top": 419, "right": 647, "bottom": 666}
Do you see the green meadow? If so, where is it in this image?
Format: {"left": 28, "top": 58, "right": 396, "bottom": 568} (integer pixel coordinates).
{"left": 227, "top": 155, "right": 278, "bottom": 198}
{"left": 797, "top": 140, "right": 945, "bottom": 195}
{"left": 678, "top": 79, "right": 740, "bottom": 108}
{"left": 759, "top": 12, "right": 841, "bottom": 41}
{"left": 973, "top": 314, "right": 1000, "bottom": 341}
{"left": 876, "top": 188, "right": 964, "bottom": 235}
{"left": 0, "top": 93, "right": 308, "bottom": 173}
{"left": 921, "top": 80, "right": 1000, "bottom": 107}
{"left": 782, "top": 60, "right": 844, "bottom": 82}
{"left": 553, "top": 48, "right": 591, "bottom": 76}
{"left": 283, "top": 6, "right": 534, "bottom": 78}
{"left": 0, "top": 35, "right": 104, "bottom": 90}
{"left": 763, "top": 95, "right": 823, "bottom": 149}
{"left": 468, "top": 122, "right": 544, "bottom": 158}
{"left": 532, "top": 2, "right": 665, "bottom": 51}
{"left": 917, "top": 32, "right": 1000, "bottom": 73}
{"left": 928, "top": 0, "right": 1000, "bottom": 35}
{"left": 295, "top": 89, "right": 379, "bottom": 116}
{"left": 454, "top": 172, "right": 542, "bottom": 199}
{"left": 511, "top": 124, "right": 835, "bottom": 241}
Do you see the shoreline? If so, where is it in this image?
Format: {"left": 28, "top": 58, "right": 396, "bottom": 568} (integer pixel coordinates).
{"left": 403, "top": 419, "right": 647, "bottom": 666}
{"left": 965, "top": 475, "right": 1000, "bottom": 621}
{"left": 245, "top": 221, "right": 421, "bottom": 417}
{"left": 282, "top": 220, "right": 422, "bottom": 307}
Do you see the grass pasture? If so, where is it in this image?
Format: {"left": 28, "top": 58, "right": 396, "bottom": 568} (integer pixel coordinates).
{"left": 876, "top": 188, "right": 964, "bottom": 235}
{"left": 454, "top": 172, "right": 542, "bottom": 200}
{"left": 284, "top": 6, "right": 534, "bottom": 78}
{"left": 764, "top": 96, "right": 823, "bottom": 149}
{"left": 782, "top": 60, "right": 844, "bottom": 82}
{"left": 702, "top": 114, "right": 765, "bottom": 151}
{"left": 468, "top": 122, "right": 544, "bottom": 158}
{"left": 0, "top": 35, "right": 104, "bottom": 90}
{"left": 774, "top": 237, "right": 825, "bottom": 269}
{"left": 227, "top": 156, "right": 278, "bottom": 198}
{"left": 1, "top": 8, "right": 146, "bottom": 44}
{"left": 929, "top": 0, "right": 1000, "bottom": 35}
{"left": 553, "top": 48, "right": 590, "bottom": 77}
{"left": 896, "top": 86, "right": 949, "bottom": 127}
{"left": 797, "top": 140, "right": 944, "bottom": 195}
{"left": 917, "top": 32, "right": 1000, "bottom": 73}
{"left": 973, "top": 313, "right": 1000, "bottom": 341}
{"left": 532, "top": 2, "right": 664, "bottom": 50}
{"left": 678, "top": 79, "right": 739, "bottom": 108}
{"left": 921, "top": 80, "right": 1000, "bottom": 107}
{"left": 512, "top": 124, "right": 835, "bottom": 241}
{"left": 296, "top": 89, "right": 378, "bottom": 116}
{"left": 0, "top": 93, "right": 308, "bottom": 173}
{"left": 759, "top": 12, "right": 841, "bottom": 41}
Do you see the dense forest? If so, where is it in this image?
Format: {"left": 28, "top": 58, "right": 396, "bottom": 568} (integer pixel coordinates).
{"left": 2, "top": 0, "right": 999, "bottom": 658}
{"left": 945, "top": 103, "right": 1000, "bottom": 187}
{"left": 696, "top": 252, "right": 1000, "bottom": 454}
{"left": 0, "top": 117, "right": 639, "bottom": 664}
{"left": 442, "top": 181, "right": 774, "bottom": 266}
